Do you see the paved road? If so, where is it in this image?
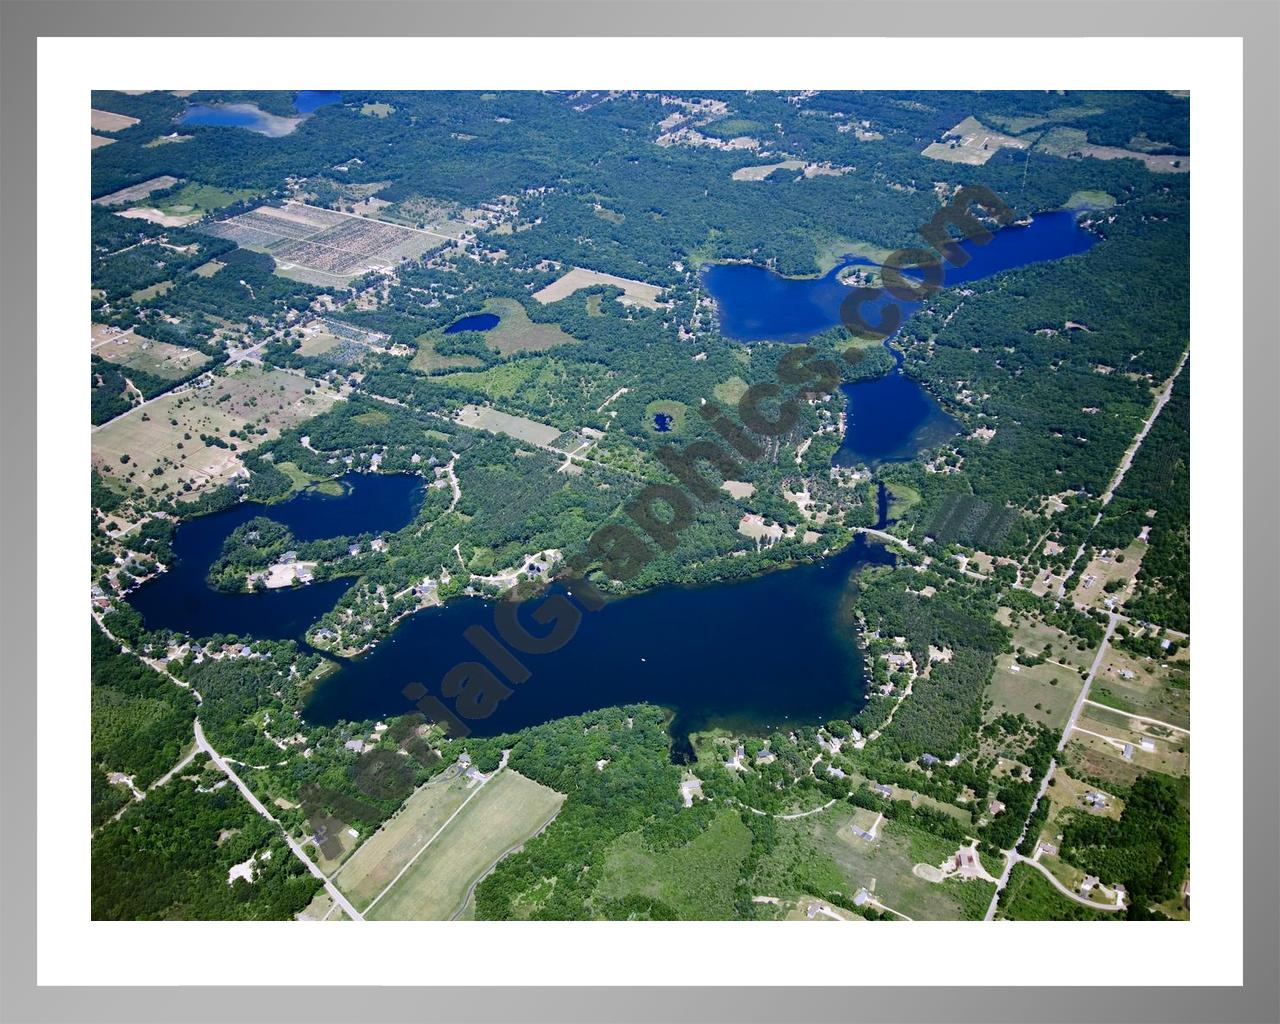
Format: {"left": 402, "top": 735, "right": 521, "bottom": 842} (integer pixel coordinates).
{"left": 194, "top": 719, "right": 365, "bottom": 921}
{"left": 854, "top": 527, "right": 915, "bottom": 553}
{"left": 984, "top": 611, "right": 1119, "bottom": 920}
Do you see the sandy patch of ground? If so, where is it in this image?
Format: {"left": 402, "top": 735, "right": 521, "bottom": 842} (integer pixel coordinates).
{"left": 91, "top": 108, "right": 140, "bottom": 132}
{"left": 117, "top": 206, "right": 202, "bottom": 228}
{"left": 532, "top": 266, "right": 667, "bottom": 310}
{"left": 720, "top": 480, "right": 755, "bottom": 499}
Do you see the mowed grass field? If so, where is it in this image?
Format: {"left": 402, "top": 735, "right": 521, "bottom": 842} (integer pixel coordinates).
{"left": 454, "top": 404, "right": 561, "bottom": 448}
{"left": 94, "top": 333, "right": 212, "bottom": 380}
{"left": 333, "top": 765, "right": 475, "bottom": 912}
{"left": 984, "top": 653, "right": 1084, "bottom": 732}
{"left": 365, "top": 770, "right": 564, "bottom": 921}
{"left": 92, "top": 365, "right": 339, "bottom": 499}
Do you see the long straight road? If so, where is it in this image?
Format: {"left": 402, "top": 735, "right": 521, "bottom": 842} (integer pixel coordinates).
{"left": 194, "top": 719, "right": 365, "bottom": 921}
{"left": 984, "top": 611, "right": 1120, "bottom": 920}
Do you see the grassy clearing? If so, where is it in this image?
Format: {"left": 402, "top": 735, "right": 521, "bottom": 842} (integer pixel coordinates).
{"left": 985, "top": 653, "right": 1085, "bottom": 733}
{"left": 130, "top": 280, "right": 174, "bottom": 303}
{"left": 1089, "top": 647, "right": 1189, "bottom": 731}
{"left": 712, "top": 375, "right": 749, "bottom": 406}
{"left": 645, "top": 399, "right": 687, "bottom": 435}
{"left": 361, "top": 102, "right": 395, "bottom": 118}
{"left": 95, "top": 333, "right": 211, "bottom": 381}
{"left": 274, "top": 460, "right": 344, "bottom": 498}
{"left": 885, "top": 482, "right": 922, "bottom": 520}
{"left": 592, "top": 809, "right": 752, "bottom": 920}
{"left": 156, "top": 183, "right": 259, "bottom": 217}
{"left": 997, "top": 862, "right": 1115, "bottom": 921}
{"left": 752, "top": 804, "right": 978, "bottom": 921}
{"left": 455, "top": 403, "right": 562, "bottom": 448}
{"left": 1075, "top": 706, "right": 1190, "bottom": 777}
{"left": 334, "top": 766, "right": 475, "bottom": 912}
{"left": 1063, "top": 189, "right": 1117, "bottom": 210}
{"left": 812, "top": 236, "right": 896, "bottom": 275}
{"left": 482, "top": 298, "right": 576, "bottom": 356}
{"left": 193, "top": 259, "right": 225, "bottom": 278}
{"left": 366, "top": 770, "right": 564, "bottom": 920}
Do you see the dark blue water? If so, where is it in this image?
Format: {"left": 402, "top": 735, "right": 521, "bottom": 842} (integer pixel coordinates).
{"left": 294, "top": 91, "right": 342, "bottom": 113}
{"left": 702, "top": 210, "right": 1096, "bottom": 343}
{"left": 444, "top": 313, "right": 501, "bottom": 334}
{"left": 178, "top": 92, "right": 339, "bottom": 134}
{"left": 127, "top": 474, "right": 423, "bottom": 640}
{"left": 702, "top": 210, "right": 1097, "bottom": 464}
{"left": 179, "top": 104, "right": 278, "bottom": 131}
{"left": 653, "top": 413, "right": 673, "bottom": 432}
{"left": 303, "top": 537, "right": 895, "bottom": 754}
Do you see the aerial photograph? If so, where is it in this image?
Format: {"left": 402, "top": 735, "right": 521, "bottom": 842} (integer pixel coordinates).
{"left": 88, "top": 89, "right": 1190, "bottom": 923}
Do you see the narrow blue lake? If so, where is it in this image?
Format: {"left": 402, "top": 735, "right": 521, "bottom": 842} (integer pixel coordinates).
{"left": 178, "top": 91, "right": 341, "bottom": 136}
{"left": 444, "top": 312, "right": 501, "bottom": 334}
{"left": 127, "top": 474, "right": 423, "bottom": 640}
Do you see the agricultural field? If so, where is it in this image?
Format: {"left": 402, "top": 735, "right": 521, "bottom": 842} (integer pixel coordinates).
{"left": 90, "top": 108, "right": 140, "bottom": 133}
{"left": 152, "top": 182, "right": 259, "bottom": 219}
{"left": 93, "top": 175, "right": 181, "bottom": 207}
{"left": 921, "top": 116, "right": 1034, "bottom": 165}
{"left": 532, "top": 266, "right": 667, "bottom": 310}
{"left": 1035, "top": 126, "right": 1189, "bottom": 172}
{"left": 93, "top": 331, "right": 212, "bottom": 381}
{"left": 365, "top": 770, "right": 564, "bottom": 921}
{"left": 333, "top": 764, "right": 477, "bottom": 912}
{"left": 91, "top": 135, "right": 116, "bottom": 150}
{"left": 205, "top": 202, "right": 448, "bottom": 286}
{"left": 454, "top": 404, "right": 562, "bottom": 448}
{"left": 92, "top": 364, "right": 340, "bottom": 499}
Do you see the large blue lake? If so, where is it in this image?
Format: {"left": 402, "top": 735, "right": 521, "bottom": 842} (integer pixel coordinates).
{"left": 128, "top": 474, "right": 422, "bottom": 640}
{"left": 126, "top": 210, "right": 1096, "bottom": 751}
{"left": 702, "top": 210, "right": 1097, "bottom": 463}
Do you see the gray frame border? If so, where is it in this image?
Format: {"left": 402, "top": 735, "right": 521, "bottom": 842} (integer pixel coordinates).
{"left": 1, "top": 1, "right": 1275, "bottom": 1022}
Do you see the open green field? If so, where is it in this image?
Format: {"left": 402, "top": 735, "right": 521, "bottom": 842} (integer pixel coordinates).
{"left": 1075, "top": 705, "right": 1190, "bottom": 777}
{"left": 365, "top": 769, "right": 564, "bottom": 920}
{"left": 130, "top": 280, "right": 173, "bottom": 303}
{"left": 996, "top": 862, "right": 1116, "bottom": 921}
{"left": 334, "top": 764, "right": 475, "bottom": 912}
{"left": 1089, "top": 646, "right": 1190, "bottom": 730}
{"left": 592, "top": 809, "right": 753, "bottom": 920}
{"left": 477, "top": 298, "right": 575, "bottom": 357}
{"left": 411, "top": 298, "right": 574, "bottom": 373}
{"left": 361, "top": 102, "right": 396, "bottom": 118}
{"left": 752, "top": 803, "right": 984, "bottom": 921}
{"left": 155, "top": 182, "right": 259, "bottom": 218}
{"left": 95, "top": 333, "right": 211, "bottom": 381}
{"left": 985, "top": 652, "right": 1085, "bottom": 732}
{"left": 455, "top": 403, "right": 562, "bottom": 448}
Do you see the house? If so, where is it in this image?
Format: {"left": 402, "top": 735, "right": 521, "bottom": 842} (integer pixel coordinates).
{"left": 1138, "top": 737, "right": 1156, "bottom": 753}
{"left": 1083, "top": 790, "right": 1108, "bottom": 809}
{"left": 371, "top": 537, "right": 388, "bottom": 552}
{"left": 1039, "top": 841, "right": 1059, "bottom": 857}
{"left": 920, "top": 753, "right": 940, "bottom": 767}
{"left": 755, "top": 747, "right": 776, "bottom": 765}
{"left": 853, "top": 888, "right": 871, "bottom": 907}
{"left": 1122, "top": 743, "right": 1134, "bottom": 760}
{"left": 348, "top": 543, "right": 361, "bottom": 556}
{"left": 850, "top": 826, "right": 874, "bottom": 841}
{"left": 988, "top": 799, "right": 1006, "bottom": 816}
{"left": 281, "top": 550, "right": 298, "bottom": 563}
{"left": 872, "top": 783, "right": 893, "bottom": 798}
{"left": 826, "top": 765, "right": 846, "bottom": 779}
{"left": 344, "top": 739, "right": 365, "bottom": 753}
